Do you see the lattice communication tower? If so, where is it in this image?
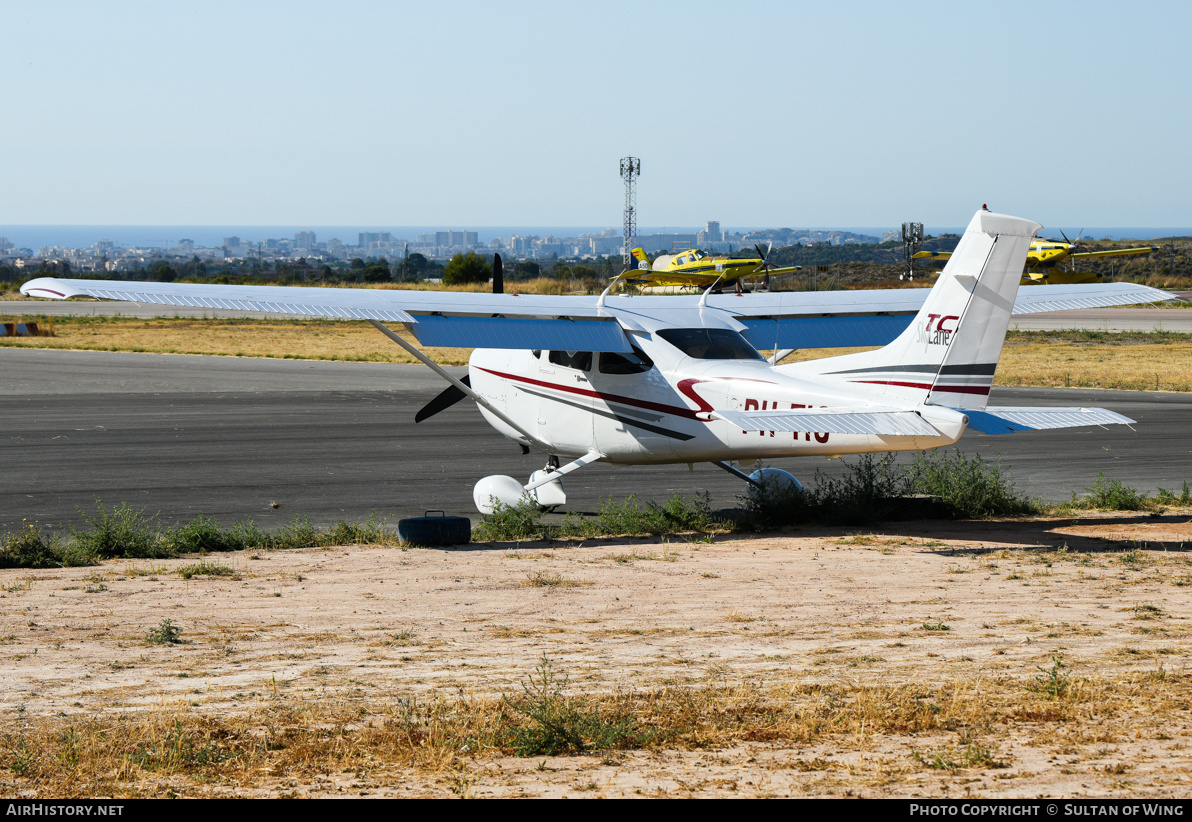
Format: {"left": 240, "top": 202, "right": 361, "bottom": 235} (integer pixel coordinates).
{"left": 620, "top": 157, "right": 641, "bottom": 272}
{"left": 901, "top": 221, "right": 924, "bottom": 281}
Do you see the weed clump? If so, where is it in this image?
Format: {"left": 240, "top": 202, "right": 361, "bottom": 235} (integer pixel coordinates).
{"left": 500, "top": 657, "right": 640, "bottom": 756}
{"left": 740, "top": 451, "right": 1037, "bottom": 530}
{"left": 1029, "top": 656, "right": 1072, "bottom": 699}
{"left": 0, "top": 503, "right": 399, "bottom": 568}
{"left": 474, "top": 492, "right": 729, "bottom": 542}
{"left": 0, "top": 523, "right": 73, "bottom": 569}
{"left": 909, "top": 451, "right": 1038, "bottom": 518}
{"left": 577, "top": 492, "right": 725, "bottom": 538}
{"left": 144, "top": 619, "right": 182, "bottom": 645}
{"left": 71, "top": 501, "right": 168, "bottom": 560}
{"left": 176, "top": 562, "right": 237, "bottom": 580}
{"left": 1070, "top": 473, "right": 1152, "bottom": 511}
{"left": 471, "top": 501, "right": 546, "bottom": 542}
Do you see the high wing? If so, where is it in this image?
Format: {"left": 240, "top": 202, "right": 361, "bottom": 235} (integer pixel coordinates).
{"left": 19, "top": 276, "right": 1176, "bottom": 353}
{"left": 916, "top": 244, "right": 1160, "bottom": 265}
{"left": 1069, "top": 247, "right": 1159, "bottom": 260}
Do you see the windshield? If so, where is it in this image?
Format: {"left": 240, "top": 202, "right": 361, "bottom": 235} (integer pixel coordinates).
{"left": 656, "top": 328, "right": 763, "bottom": 361}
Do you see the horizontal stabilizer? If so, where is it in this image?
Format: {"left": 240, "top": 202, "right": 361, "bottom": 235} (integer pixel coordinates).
{"left": 963, "top": 406, "right": 1134, "bottom": 435}
{"left": 1011, "top": 283, "right": 1177, "bottom": 314}
{"left": 714, "top": 408, "right": 939, "bottom": 436}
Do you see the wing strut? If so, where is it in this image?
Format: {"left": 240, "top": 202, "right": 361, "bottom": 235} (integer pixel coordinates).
{"left": 523, "top": 449, "right": 604, "bottom": 492}
{"left": 713, "top": 461, "right": 763, "bottom": 488}
{"left": 366, "top": 319, "right": 553, "bottom": 453}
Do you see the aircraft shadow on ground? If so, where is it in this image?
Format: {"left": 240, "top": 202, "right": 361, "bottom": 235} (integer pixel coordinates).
{"left": 816, "top": 514, "right": 1192, "bottom": 556}
{"left": 419, "top": 514, "right": 1192, "bottom": 554}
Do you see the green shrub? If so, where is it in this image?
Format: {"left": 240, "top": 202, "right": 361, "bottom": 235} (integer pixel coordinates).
{"left": 321, "top": 514, "right": 387, "bottom": 547}
{"left": 0, "top": 523, "right": 67, "bottom": 569}
{"left": 474, "top": 492, "right": 729, "bottom": 542}
{"left": 908, "top": 451, "right": 1038, "bottom": 518}
{"left": 811, "top": 453, "right": 911, "bottom": 525}
{"left": 571, "top": 492, "right": 725, "bottom": 538}
{"left": 1075, "top": 473, "right": 1150, "bottom": 511}
{"left": 1156, "top": 482, "right": 1192, "bottom": 505}
{"left": 144, "top": 619, "right": 181, "bottom": 645}
{"left": 70, "top": 501, "right": 169, "bottom": 559}
{"left": 164, "top": 515, "right": 243, "bottom": 554}
{"left": 472, "top": 501, "right": 549, "bottom": 542}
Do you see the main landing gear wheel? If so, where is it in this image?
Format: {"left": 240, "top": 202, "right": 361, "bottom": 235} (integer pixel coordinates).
{"left": 473, "top": 456, "right": 569, "bottom": 514}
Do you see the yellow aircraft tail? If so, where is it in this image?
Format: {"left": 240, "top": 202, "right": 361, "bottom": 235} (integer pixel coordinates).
{"left": 630, "top": 248, "right": 651, "bottom": 271}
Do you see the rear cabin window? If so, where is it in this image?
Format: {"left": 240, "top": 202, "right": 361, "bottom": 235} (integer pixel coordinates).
{"left": 548, "top": 350, "right": 592, "bottom": 371}
{"left": 598, "top": 346, "right": 654, "bottom": 375}
{"left": 656, "top": 328, "right": 763, "bottom": 361}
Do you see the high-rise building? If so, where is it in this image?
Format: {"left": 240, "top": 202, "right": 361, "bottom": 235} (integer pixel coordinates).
{"left": 294, "top": 231, "right": 316, "bottom": 248}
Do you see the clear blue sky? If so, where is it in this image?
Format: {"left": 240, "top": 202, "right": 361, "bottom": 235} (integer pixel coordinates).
{"left": 3, "top": 0, "right": 1189, "bottom": 229}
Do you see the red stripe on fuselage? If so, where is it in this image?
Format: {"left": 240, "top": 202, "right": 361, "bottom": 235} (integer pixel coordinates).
{"left": 850, "top": 379, "right": 991, "bottom": 396}
{"left": 477, "top": 366, "right": 702, "bottom": 419}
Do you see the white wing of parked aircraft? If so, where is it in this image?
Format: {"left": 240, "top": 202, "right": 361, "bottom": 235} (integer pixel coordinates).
{"left": 20, "top": 273, "right": 1171, "bottom": 354}
{"left": 20, "top": 208, "right": 1177, "bottom": 513}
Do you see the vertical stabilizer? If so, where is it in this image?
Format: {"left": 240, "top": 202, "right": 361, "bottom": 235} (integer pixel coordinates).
{"left": 790, "top": 208, "right": 1040, "bottom": 410}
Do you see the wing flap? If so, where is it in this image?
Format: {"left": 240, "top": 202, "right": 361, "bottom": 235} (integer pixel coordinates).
{"left": 714, "top": 407, "right": 939, "bottom": 436}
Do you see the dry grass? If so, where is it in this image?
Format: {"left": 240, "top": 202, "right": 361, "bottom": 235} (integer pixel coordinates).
{"left": 1, "top": 668, "right": 1187, "bottom": 797}
{"left": 997, "top": 333, "right": 1192, "bottom": 392}
{"left": 0, "top": 316, "right": 472, "bottom": 365}
{"left": 5, "top": 310, "right": 1192, "bottom": 391}
{"left": 781, "top": 331, "right": 1192, "bottom": 392}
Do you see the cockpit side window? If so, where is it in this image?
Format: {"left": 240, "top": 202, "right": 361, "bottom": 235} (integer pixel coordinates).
{"left": 656, "top": 328, "right": 763, "bottom": 361}
{"left": 547, "top": 350, "right": 593, "bottom": 371}
{"left": 598, "top": 345, "right": 654, "bottom": 375}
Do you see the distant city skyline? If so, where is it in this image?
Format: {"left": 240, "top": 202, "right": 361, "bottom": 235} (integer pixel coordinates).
{"left": 2, "top": 223, "right": 1186, "bottom": 255}
{"left": 4, "top": 1, "right": 1189, "bottom": 228}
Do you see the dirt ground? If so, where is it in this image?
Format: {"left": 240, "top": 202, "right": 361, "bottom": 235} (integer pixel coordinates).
{"left": 2, "top": 513, "right": 1191, "bottom": 798}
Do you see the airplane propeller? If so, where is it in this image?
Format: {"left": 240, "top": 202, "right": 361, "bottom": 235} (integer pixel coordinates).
{"left": 750, "top": 241, "right": 775, "bottom": 291}
{"left": 493, "top": 252, "right": 503, "bottom": 294}
{"left": 415, "top": 374, "right": 472, "bottom": 423}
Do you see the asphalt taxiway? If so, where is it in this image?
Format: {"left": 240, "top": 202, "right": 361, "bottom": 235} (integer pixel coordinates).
{"left": 4, "top": 348, "right": 1190, "bottom": 534}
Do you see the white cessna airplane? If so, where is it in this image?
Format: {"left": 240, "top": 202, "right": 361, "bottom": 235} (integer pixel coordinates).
{"left": 21, "top": 208, "right": 1174, "bottom": 513}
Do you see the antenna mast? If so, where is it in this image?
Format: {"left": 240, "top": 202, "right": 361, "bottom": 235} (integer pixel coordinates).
{"left": 620, "top": 156, "right": 641, "bottom": 272}
{"left": 901, "top": 221, "right": 924, "bottom": 281}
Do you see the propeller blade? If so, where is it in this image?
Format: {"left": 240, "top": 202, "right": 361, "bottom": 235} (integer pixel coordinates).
{"left": 493, "top": 253, "right": 503, "bottom": 294}
{"left": 415, "top": 374, "right": 471, "bottom": 423}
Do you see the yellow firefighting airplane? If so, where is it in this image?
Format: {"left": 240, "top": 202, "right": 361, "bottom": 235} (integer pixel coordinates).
{"left": 915, "top": 233, "right": 1159, "bottom": 285}
{"left": 626, "top": 245, "right": 801, "bottom": 290}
